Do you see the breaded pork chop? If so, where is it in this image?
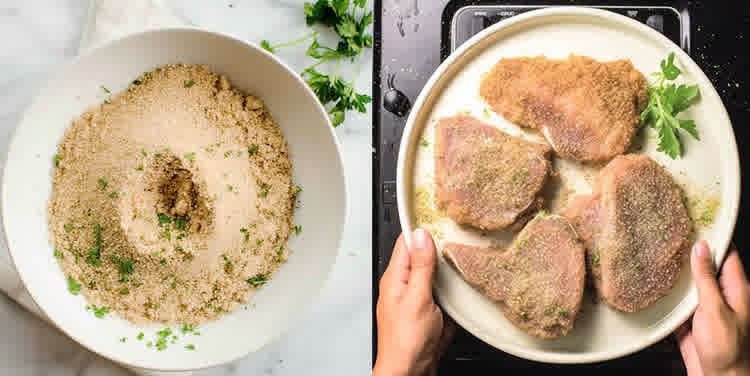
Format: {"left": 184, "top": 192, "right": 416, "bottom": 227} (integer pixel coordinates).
{"left": 479, "top": 55, "right": 648, "bottom": 161}
{"left": 566, "top": 154, "right": 691, "bottom": 312}
{"left": 443, "top": 214, "right": 586, "bottom": 339}
{"left": 434, "top": 115, "right": 552, "bottom": 231}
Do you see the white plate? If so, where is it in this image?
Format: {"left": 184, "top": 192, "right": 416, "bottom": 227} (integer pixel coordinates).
{"left": 397, "top": 7, "right": 740, "bottom": 364}
{"left": 1, "top": 28, "right": 347, "bottom": 371}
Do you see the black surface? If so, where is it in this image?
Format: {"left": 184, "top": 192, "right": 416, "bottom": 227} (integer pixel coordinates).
{"left": 373, "top": 0, "right": 749, "bottom": 373}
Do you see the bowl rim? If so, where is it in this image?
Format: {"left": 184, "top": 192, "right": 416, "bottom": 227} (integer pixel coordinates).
{"left": 1, "top": 26, "right": 348, "bottom": 371}
{"left": 396, "top": 6, "right": 740, "bottom": 364}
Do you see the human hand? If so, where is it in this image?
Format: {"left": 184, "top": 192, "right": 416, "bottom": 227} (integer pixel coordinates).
{"left": 676, "top": 241, "right": 750, "bottom": 376}
{"left": 374, "top": 230, "right": 456, "bottom": 376}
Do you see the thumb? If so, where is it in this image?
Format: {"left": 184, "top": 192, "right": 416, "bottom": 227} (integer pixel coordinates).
{"left": 406, "top": 229, "right": 437, "bottom": 304}
{"left": 691, "top": 241, "right": 724, "bottom": 311}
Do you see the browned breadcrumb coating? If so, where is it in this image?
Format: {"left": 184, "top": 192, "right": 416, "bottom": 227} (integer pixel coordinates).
{"left": 434, "top": 115, "right": 552, "bottom": 231}
{"left": 443, "top": 214, "right": 586, "bottom": 339}
{"left": 565, "top": 154, "right": 691, "bottom": 312}
{"left": 49, "top": 64, "right": 296, "bottom": 324}
{"left": 480, "top": 55, "right": 648, "bottom": 161}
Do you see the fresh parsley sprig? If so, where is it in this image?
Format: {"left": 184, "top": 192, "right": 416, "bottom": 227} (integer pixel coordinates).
{"left": 640, "top": 52, "right": 701, "bottom": 159}
{"left": 261, "top": 0, "right": 372, "bottom": 127}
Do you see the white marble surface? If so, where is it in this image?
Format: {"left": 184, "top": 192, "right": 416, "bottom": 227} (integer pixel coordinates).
{"left": 0, "top": 0, "right": 372, "bottom": 374}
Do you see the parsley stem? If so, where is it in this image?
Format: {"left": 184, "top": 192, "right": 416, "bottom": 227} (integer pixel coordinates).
{"left": 271, "top": 31, "right": 318, "bottom": 50}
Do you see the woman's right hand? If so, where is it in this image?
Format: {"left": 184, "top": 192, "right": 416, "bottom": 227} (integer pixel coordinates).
{"left": 676, "top": 241, "right": 750, "bottom": 376}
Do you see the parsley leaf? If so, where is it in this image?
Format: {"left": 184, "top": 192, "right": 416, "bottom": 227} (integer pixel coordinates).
{"left": 640, "top": 52, "right": 701, "bottom": 159}
{"left": 263, "top": 1, "right": 371, "bottom": 127}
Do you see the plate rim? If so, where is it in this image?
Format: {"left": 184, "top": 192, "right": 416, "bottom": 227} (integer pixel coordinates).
{"left": 0, "top": 26, "right": 349, "bottom": 371}
{"left": 396, "top": 6, "right": 740, "bottom": 364}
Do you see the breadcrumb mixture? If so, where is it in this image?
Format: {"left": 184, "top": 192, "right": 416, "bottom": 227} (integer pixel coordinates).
{"left": 48, "top": 64, "right": 296, "bottom": 324}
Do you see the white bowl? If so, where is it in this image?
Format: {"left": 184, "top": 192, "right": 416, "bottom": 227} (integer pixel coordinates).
{"left": 397, "top": 7, "right": 740, "bottom": 364}
{"left": 1, "top": 28, "right": 347, "bottom": 371}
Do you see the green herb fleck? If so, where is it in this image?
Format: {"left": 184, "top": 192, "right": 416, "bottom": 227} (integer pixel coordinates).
{"left": 97, "top": 178, "right": 108, "bottom": 191}
{"left": 157, "top": 213, "right": 172, "bottom": 226}
{"left": 132, "top": 79, "right": 142, "bottom": 85}
{"left": 108, "top": 191, "right": 117, "bottom": 198}
{"left": 247, "top": 273, "right": 269, "bottom": 287}
{"left": 137, "top": 332, "right": 144, "bottom": 340}
{"left": 91, "top": 305, "right": 110, "bottom": 318}
{"left": 119, "top": 287, "right": 130, "bottom": 295}
{"left": 184, "top": 79, "right": 195, "bottom": 88}
{"left": 67, "top": 277, "right": 81, "bottom": 295}
{"left": 64, "top": 223, "right": 73, "bottom": 232}
{"left": 101, "top": 85, "right": 111, "bottom": 94}
{"left": 54, "top": 248, "right": 64, "bottom": 259}
{"left": 248, "top": 145, "right": 259, "bottom": 155}
{"left": 160, "top": 258, "right": 167, "bottom": 265}
{"left": 185, "top": 344, "right": 195, "bottom": 350}
{"left": 419, "top": 139, "right": 429, "bottom": 147}
{"left": 227, "top": 184, "right": 233, "bottom": 192}
{"left": 557, "top": 307, "right": 569, "bottom": 318}
{"left": 295, "top": 225, "right": 302, "bottom": 235}
{"left": 184, "top": 152, "right": 196, "bottom": 161}
{"left": 54, "top": 154, "right": 62, "bottom": 167}
{"left": 120, "top": 337, "right": 127, "bottom": 343}
{"left": 140, "top": 148, "right": 147, "bottom": 156}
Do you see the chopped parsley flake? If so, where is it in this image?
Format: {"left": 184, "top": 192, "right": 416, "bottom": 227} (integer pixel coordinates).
{"left": 110, "top": 255, "right": 135, "bottom": 281}
{"left": 185, "top": 344, "right": 195, "bottom": 350}
{"left": 132, "top": 79, "right": 142, "bottom": 85}
{"left": 295, "top": 185, "right": 302, "bottom": 195}
{"left": 181, "top": 324, "right": 197, "bottom": 334}
{"left": 137, "top": 332, "right": 144, "bottom": 340}
{"left": 101, "top": 85, "right": 111, "bottom": 94}
{"left": 67, "top": 277, "right": 81, "bottom": 295}
{"left": 248, "top": 145, "right": 259, "bottom": 155}
{"left": 119, "top": 287, "right": 130, "bottom": 295}
{"left": 184, "top": 79, "right": 195, "bottom": 88}
{"left": 256, "top": 239, "right": 264, "bottom": 246}
{"left": 419, "top": 139, "right": 429, "bottom": 147}
{"left": 176, "top": 232, "right": 185, "bottom": 240}
{"left": 223, "top": 254, "right": 234, "bottom": 272}
{"left": 120, "top": 337, "right": 127, "bottom": 343}
{"left": 295, "top": 225, "right": 302, "bottom": 235}
{"left": 174, "top": 217, "right": 187, "bottom": 230}
{"left": 108, "top": 191, "right": 117, "bottom": 198}
{"left": 227, "top": 184, "right": 233, "bottom": 192}
{"left": 97, "top": 178, "right": 108, "bottom": 191}
{"left": 64, "top": 223, "right": 73, "bottom": 232}
{"left": 54, "top": 154, "right": 62, "bottom": 167}
{"left": 557, "top": 307, "right": 569, "bottom": 318}
{"left": 158, "top": 213, "right": 172, "bottom": 226}
{"left": 164, "top": 229, "right": 171, "bottom": 241}
{"left": 91, "top": 305, "right": 110, "bottom": 318}
{"left": 247, "top": 273, "right": 269, "bottom": 287}
{"left": 54, "top": 248, "right": 63, "bottom": 259}
{"left": 184, "top": 152, "right": 196, "bottom": 161}
{"left": 160, "top": 258, "right": 167, "bottom": 265}
{"left": 141, "top": 148, "right": 147, "bottom": 156}
{"left": 259, "top": 183, "right": 270, "bottom": 197}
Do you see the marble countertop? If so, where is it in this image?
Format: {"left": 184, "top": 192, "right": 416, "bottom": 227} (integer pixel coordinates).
{"left": 0, "top": 0, "right": 372, "bottom": 374}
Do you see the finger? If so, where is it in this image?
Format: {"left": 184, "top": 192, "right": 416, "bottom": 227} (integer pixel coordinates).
{"left": 718, "top": 248, "right": 750, "bottom": 318}
{"left": 406, "top": 229, "right": 438, "bottom": 305}
{"left": 675, "top": 318, "right": 703, "bottom": 376}
{"left": 691, "top": 241, "right": 725, "bottom": 311}
{"left": 379, "top": 233, "right": 411, "bottom": 300}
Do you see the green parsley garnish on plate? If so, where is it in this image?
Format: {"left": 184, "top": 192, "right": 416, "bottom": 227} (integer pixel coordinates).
{"left": 184, "top": 79, "right": 195, "bottom": 88}
{"left": 248, "top": 145, "right": 259, "bottom": 155}
{"left": 185, "top": 344, "right": 196, "bottom": 350}
{"left": 184, "top": 152, "right": 196, "bottom": 161}
{"left": 640, "top": 52, "right": 701, "bottom": 159}
{"left": 54, "top": 154, "right": 62, "bottom": 167}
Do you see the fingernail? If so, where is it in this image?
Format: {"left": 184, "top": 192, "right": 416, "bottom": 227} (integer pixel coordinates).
{"left": 412, "top": 229, "right": 429, "bottom": 250}
{"left": 693, "top": 241, "right": 708, "bottom": 259}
